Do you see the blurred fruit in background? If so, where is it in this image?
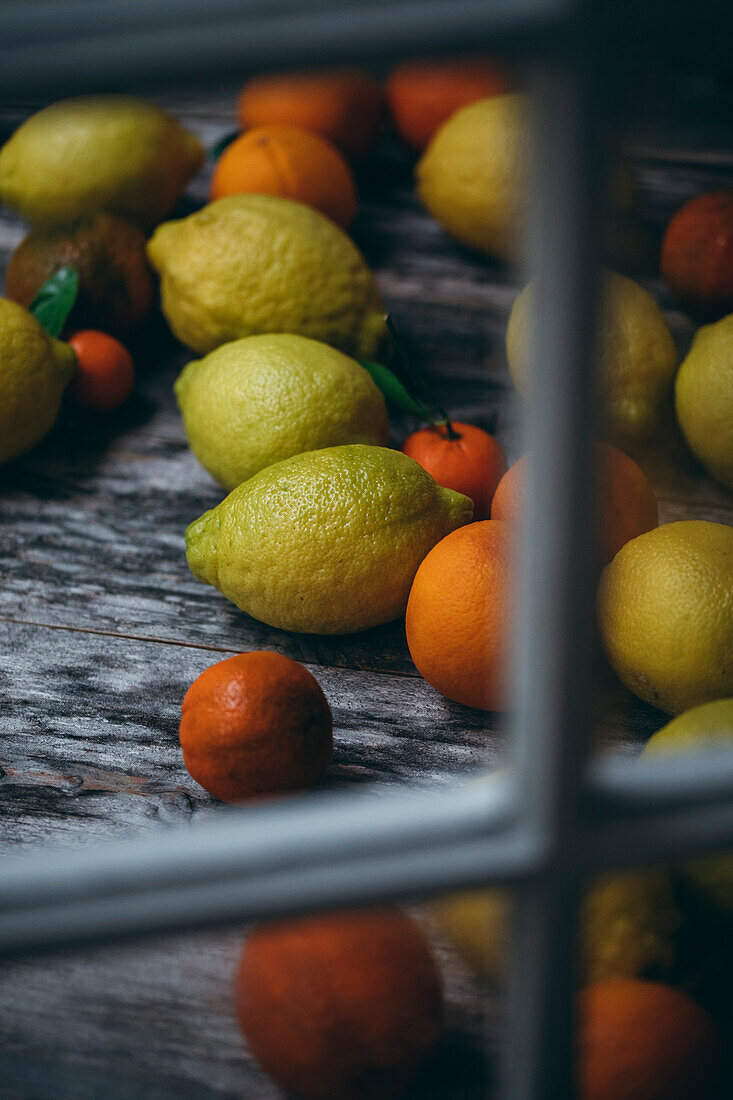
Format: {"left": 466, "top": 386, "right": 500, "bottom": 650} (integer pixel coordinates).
{"left": 0, "top": 298, "right": 76, "bottom": 464}
{"left": 507, "top": 271, "right": 678, "bottom": 441}
{"left": 661, "top": 191, "right": 733, "bottom": 321}
{"left": 185, "top": 445, "right": 473, "bottom": 635}
{"left": 238, "top": 69, "right": 383, "bottom": 161}
{"left": 68, "top": 330, "right": 135, "bottom": 411}
{"left": 406, "top": 520, "right": 513, "bottom": 710}
{"left": 643, "top": 699, "right": 733, "bottom": 916}
{"left": 0, "top": 96, "right": 203, "bottom": 228}
{"left": 598, "top": 521, "right": 733, "bottom": 714}
{"left": 577, "top": 980, "right": 724, "bottom": 1100}
{"left": 433, "top": 871, "right": 679, "bottom": 986}
{"left": 492, "top": 442, "right": 658, "bottom": 567}
{"left": 180, "top": 651, "right": 332, "bottom": 802}
{"left": 675, "top": 313, "right": 733, "bottom": 489}
{"left": 147, "top": 194, "right": 385, "bottom": 356}
{"left": 402, "top": 421, "right": 507, "bottom": 519}
{"left": 210, "top": 124, "right": 357, "bottom": 227}
{"left": 6, "top": 214, "right": 154, "bottom": 338}
{"left": 175, "top": 333, "right": 389, "bottom": 490}
{"left": 386, "top": 58, "right": 510, "bottom": 151}
{"left": 417, "top": 93, "right": 527, "bottom": 261}
{"left": 235, "top": 908, "right": 442, "bottom": 1100}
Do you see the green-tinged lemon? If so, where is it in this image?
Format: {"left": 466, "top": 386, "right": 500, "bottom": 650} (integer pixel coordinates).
{"left": 0, "top": 298, "right": 76, "bottom": 464}
{"left": 675, "top": 314, "right": 733, "bottom": 488}
{"left": 432, "top": 871, "right": 678, "bottom": 985}
{"left": 174, "top": 334, "right": 390, "bottom": 490}
{"left": 0, "top": 96, "right": 203, "bottom": 228}
{"left": 147, "top": 194, "right": 385, "bottom": 357}
{"left": 598, "top": 522, "right": 733, "bottom": 715}
{"left": 185, "top": 444, "right": 473, "bottom": 634}
{"left": 507, "top": 270, "right": 678, "bottom": 440}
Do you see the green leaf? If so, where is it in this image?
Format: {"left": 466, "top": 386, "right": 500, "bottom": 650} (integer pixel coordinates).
{"left": 358, "top": 359, "right": 432, "bottom": 419}
{"left": 29, "top": 266, "right": 80, "bottom": 338}
{"left": 208, "top": 130, "right": 240, "bottom": 161}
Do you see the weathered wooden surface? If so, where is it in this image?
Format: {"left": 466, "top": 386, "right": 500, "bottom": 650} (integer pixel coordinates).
{"left": 1, "top": 82, "right": 732, "bottom": 1097}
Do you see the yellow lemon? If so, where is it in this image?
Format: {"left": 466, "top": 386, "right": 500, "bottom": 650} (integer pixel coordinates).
{"left": 185, "top": 444, "right": 473, "bottom": 634}
{"left": 507, "top": 270, "right": 678, "bottom": 440}
{"left": 0, "top": 299, "right": 76, "bottom": 465}
{"left": 0, "top": 96, "right": 203, "bottom": 228}
{"left": 174, "top": 334, "right": 390, "bottom": 490}
{"left": 598, "top": 521, "right": 733, "bottom": 714}
{"left": 675, "top": 314, "right": 733, "bottom": 488}
{"left": 147, "top": 195, "right": 385, "bottom": 357}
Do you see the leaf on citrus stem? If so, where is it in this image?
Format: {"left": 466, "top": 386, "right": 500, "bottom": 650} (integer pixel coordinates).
{"left": 29, "top": 266, "right": 80, "bottom": 338}
{"left": 358, "top": 359, "right": 432, "bottom": 419}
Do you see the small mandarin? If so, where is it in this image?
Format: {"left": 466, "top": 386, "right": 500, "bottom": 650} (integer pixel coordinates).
{"left": 68, "top": 330, "right": 135, "bottom": 411}
{"left": 210, "top": 125, "right": 357, "bottom": 228}
{"left": 386, "top": 58, "right": 510, "bottom": 150}
{"left": 491, "top": 442, "right": 658, "bottom": 566}
{"left": 238, "top": 69, "right": 383, "bottom": 160}
{"left": 578, "top": 980, "right": 724, "bottom": 1100}
{"left": 661, "top": 190, "right": 733, "bottom": 321}
{"left": 179, "top": 651, "right": 332, "bottom": 802}
{"left": 402, "top": 421, "right": 507, "bottom": 520}
{"left": 406, "top": 520, "right": 514, "bottom": 711}
{"left": 235, "top": 908, "right": 443, "bottom": 1099}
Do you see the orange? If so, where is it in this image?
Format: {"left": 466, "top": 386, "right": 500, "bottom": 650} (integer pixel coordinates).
{"left": 238, "top": 69, "right": 384, "bottom": 161}
{"left": 578, "top": 979, "right": 724, "bottom": 1100}
{"left": 68, "top": 330, "right": 135, "bottom": 411}
{"left": 491, "top": 442, "right": 658, "bottom": 566}
{"left": 235, "top": 908, "right": 443, "bottom": 1099}
{"left": 179, "top": 651, "right": 332, "bottom": 803}
{"left": 661, "top": 190, "right": 733, "bottom": 321}
{"left": 386, "top": 58, "right": 510, "bottom": 151}
{"left": 210, "top": 125, "right": 357, "bottom": 228}
{"left": 406, "top": 520, "right": 514, "bottom": 711}
{"left": 401, "top": 421, "right": 507, "bottom": 520}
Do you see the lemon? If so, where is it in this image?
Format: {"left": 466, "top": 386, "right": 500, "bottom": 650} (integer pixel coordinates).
{"left": 432, "top": 872, "right": 678, "bottom": 985}
{"left": 175, "top": 334, "right": 390, "bottom": 490}
{"left": 0, "top": 298, "right": 76, "bottom": 464}
{"left": 417, "top": 94, "right": 528, "bottom": 261}
{"left": 147, "top": 195, "right": 385, "bottom": 357}
{"left": 644, "top": 699, "right": 733, "bottom": 917}
{"left": 185, "top": 444, "right": 473, "bottom": 634}
{"left": 598, "top": 521, "right": 733, "bottom": 714}
{"left": 675, "top": 314, "right": 733, "bottom": 488}
{"left": 507, "top": 270, "right": 678, "bottom": 440}
{"left": 0, "top": 96, "right": 203, "bottom": 229}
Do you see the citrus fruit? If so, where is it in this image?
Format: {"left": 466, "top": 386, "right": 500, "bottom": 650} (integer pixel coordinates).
{"left": 405, "top": 520, "right": 514, "bottom": 710}
{"left": 507, "top": 271, "right": 678, "bottom": 440}
{"left": 210, "top": 124, "right": 357, "bottom": 228}
{"left": 643, "top": 698, "right": 733, "bottom": 916}
{"left": 235, "top": 908, "right": 442, "bottom": 1100}
{"left": 597, "top": 521, "right": 733, "bottom": 714}
{"left": 491, "top": 442, "right": 658, "bottom": 566}
{"left": 185, "top": 444, "right": 473, "bottom": 635}
{"left": 0, "top": 95, "right": 203, "bottom": 228}
{"left": 5, "top": 213, "right": 153, "bottom": 338}
{"left": 179, "top": 651, "right": 332, "bottom": 802}
{"left": 386, "top": 58, "right": 510, "bottom": 151}
{"left": 68, "top": 330, "right": 134, "bottom": 411}
{"left": 238, "top": 69, "right": 383, "bottom": 160}
{"left": 0, "top": 298, "right": 76, "bottom": 464}
{"left": 675, "top": 313, "right": 733, "bottom": 488}
{"left": 147, "top": 194, "right": 385, "bottom": 356}
{"left": 401, "top": 421, "right": 507, "bottom": 520}
{"left": 174, "top": 333, "right": 389, "bottom": 490}
{"left": 661, "top": 190, "right": 733, "bottom": 321}
{"left": 432, "top": 871, "right": 678, "bottom": 986}
{"left": 416, "top": 93, "right": 528, "bottom": 260}
{"left": 578, "top": 980, "right": 724, "bottom": 1100}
